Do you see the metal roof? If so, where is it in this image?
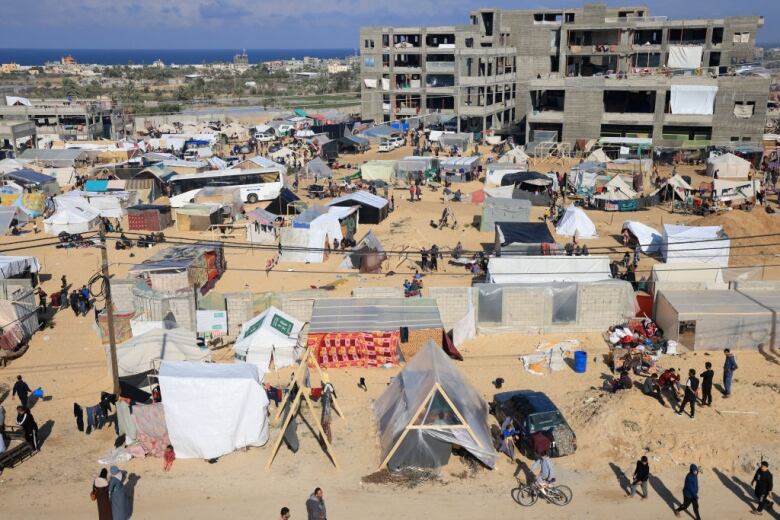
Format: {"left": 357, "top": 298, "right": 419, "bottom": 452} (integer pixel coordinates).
{"left": 18, "top": 148, "right": 85, "bottom": 163}
{"left": 329, "top": 190, "right": 388, "bottom": 209}
{"left": 309, "top": 297, "right": 442, "bottom": 333}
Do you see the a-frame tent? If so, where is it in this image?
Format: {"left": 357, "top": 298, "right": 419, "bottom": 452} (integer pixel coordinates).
{"left": 373, "top": 340, "right": 496, "bottom": 471}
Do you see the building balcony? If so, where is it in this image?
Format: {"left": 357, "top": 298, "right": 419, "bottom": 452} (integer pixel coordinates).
{"left": 527, "top": 110, "right": 565, "bottom": 123}
{"left": 396, "top": 107, "right": 422, "bottom": 116}
{"left": 459, "top": 72, "right": 516, "bottom": 86}
{"left": 425, "top": 62, "right": 456, "bottom": 73}
{"left": 393, "top": 66, "right": 422, "bottom": 73}
{"left": 602, "top": 112, "right": 655, "bottom": 124}
{"left": 664, "top": 114, "right": 714, "bottom": 125}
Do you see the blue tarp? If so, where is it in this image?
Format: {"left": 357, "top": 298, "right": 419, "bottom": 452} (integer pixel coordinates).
{"left": 185, "top": 140, "right": 210, "bottom": 147}
{"left": 390, "top": 122, "right": 409, "bottom": 131}
{"left": 85, "top": 180, "right": 109, "bottom": 192}
{"left": 3, "top": 169, "right": 56, "bottom": 185}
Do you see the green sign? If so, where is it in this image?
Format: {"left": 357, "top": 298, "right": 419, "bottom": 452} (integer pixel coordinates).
{"left": 270, "top": 314, "right": 294, "bottom": 336}
{"left": 243, "top": 317, "right": 264, "bottom": 338}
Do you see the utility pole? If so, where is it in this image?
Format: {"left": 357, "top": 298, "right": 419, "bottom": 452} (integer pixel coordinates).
{"left": 99, "top": 223, "right": 121, "bottom": 395}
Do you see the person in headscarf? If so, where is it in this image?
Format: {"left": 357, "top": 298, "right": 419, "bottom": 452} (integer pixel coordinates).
{"left": 108, "top": 466, "right": 129, "bottom": 520}
{"left": 15, "top": 406, "right": 39, "bottom": 451}
{"left": 92, "top": 468, "right": 112, "bottom": 520}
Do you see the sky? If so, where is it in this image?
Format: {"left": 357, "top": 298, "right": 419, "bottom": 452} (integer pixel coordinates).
{"left": 0, "top": 0, "right": 776, "bottom": 49}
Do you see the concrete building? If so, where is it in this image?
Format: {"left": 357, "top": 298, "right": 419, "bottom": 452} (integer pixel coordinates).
{"left": 360, "top": 4, "right": 768, "bottom": 147}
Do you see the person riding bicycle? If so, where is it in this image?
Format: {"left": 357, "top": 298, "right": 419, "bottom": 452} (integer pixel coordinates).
{"left": 532, "top": 453, "right": 556, "bottom": 496}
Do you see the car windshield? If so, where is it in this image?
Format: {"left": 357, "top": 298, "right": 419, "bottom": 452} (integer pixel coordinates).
{"left": 528, "top": 411, "right": 563, "bottom": 433}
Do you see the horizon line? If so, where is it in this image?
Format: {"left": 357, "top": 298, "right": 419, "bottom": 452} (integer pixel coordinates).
{"left": 0, "top": 47, "right": 356, "bottom": 51}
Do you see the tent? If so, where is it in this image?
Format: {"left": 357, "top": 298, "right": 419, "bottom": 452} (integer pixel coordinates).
{"left": 555, "top": 204, "right": 597, "bottom": 239}
{"left": 650, "top": 262, "right": 727, "bottom": 295}
{"left": 246, "top": 208, "right": 280, "bottom": 244}
{"left": 661, "top": 224, "right": 730, "bottom": 267}
{"left": 586, "top": 148, "right": 609, "bottom": 163}
{"left": 373, "top": 340, "right": 496, "bottom": 470}
{"left": 494, "top": 222, "right": 556, "bottom": 256}
{"left": 345, "top": 230, "right": 386, "bottom": 273}
{"left": 487, "top": 256, "right": 611, "bottom": 283}
{"left": 44, "top": 195, "right": 101, "bottom": 235}
{"left": 485, "top": 165, "right": 524, "bottom": 186}
{"left": 706, "top": 153, "right": 751, "bottom": 179}
{"left": 265, "top": 188, "right": 301, "bottom": 215}
{"left": 1, "top": 169, "right": 59, "bottom": 195}
{"left": 279, "top": 226, "right": 330, "bottom": 263}
{"left": 234, "top": 306, "right": 304, "bottom": 372}
{"left": 0, "top": 207, "right": 27, "bottom": 235}
{"left": 158, "top": 361, "right": 270, "bottom": 459}
{"left": 329, "top": 191, "right": 388, "bottom": 224}
{"left": 594, "top": 175, "right": 637, "bottom": 201}
{"left": 481, "top": 197, "right": 531, "bottom": 232}
{"left": 110, "top": 328, "right": 209, "bottom": 378}
{"left": 306, "top": 157, "right": 333, "bottom": 180}
{"left": 127, "top": 205, "right": 173, "bottom": 231}
{"left": 175, "top": 204, "right": 221, "bottom": 232}
{"left": 270, "top": 147, "right": 294, "bottom": 161}
{"left": 713, "top": 178, "right": 760, "bottom": 203}
{"left": 666, "top": 174, "right": 693, "bottom": 200}
{"left": 359, "top": 160, "right": 397, "bottom": 182}
{"left": 622, "top": 221, "right": 663, "bottom": 254}
{"left": 0, "top": 255, "right": 41, "bottom": 278}
{"left": 497, "top": 147, "right": 529, "bottom": 166}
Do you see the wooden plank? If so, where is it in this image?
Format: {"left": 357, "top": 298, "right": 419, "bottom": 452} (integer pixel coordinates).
{"left": 436, "top": 383, "right": 484, "bottom": 449}
{"left": 377, "top": 385, "right": 437, "bottom": 469}
{"left": 302, "top": 392, "right": 340, "bottom": 470}
{"left": 265, "top": 390, "right": 302, "bottom": 469}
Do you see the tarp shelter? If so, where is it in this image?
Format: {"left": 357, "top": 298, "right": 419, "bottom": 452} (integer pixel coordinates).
{"left": 338, "top": 135, "right": 369, "bottom": 153}
{"left": 481, "top": 197, "right": 531, "bottom": 232}
{"left": 61, "top": 191, "right": 126, "bottom": 219}
{"left": 706, "top": 153, "right": 751, "bottom": 179}
{"left": 623, "top": 221, "right": 663, "bottom": 254}
{"left": 494, "top": 222, "right": 556, "bottom": 256}
{"left": 0, "top": 207, "right": 27, "bottom": 235}
{"left": 713, "top": 178, "right": 760, "bottom": 204}
{"left": 587, "top": 148, "right": 609, "bottom": 163}
{"left": 127, "top": 204, "right": 173, "bottom": 231}
{"left": 158, "top": 361, "right": 270, "bottom": 459}
{"left": 306, "top": 157, "right": 333, "bottom": 180}
{"left": 345, "top": 230, "right": 386, "bottom": 273}
{"left": 655, "top": 290, "right": 773, "bottom": 351}
{"left": 270, "top": 147, "right": 294, "bottom": 161}
{"left": 662, "top": 224, "right": 730, "bottom": 267}
{"left": 246, "top": 208, "right": 280, "bottom": 244}
{"left": 265, "top": 188, "right": 301, "bottom": 215}
{"left": 670, "top": 84, "right": 718, "bottom": 115}
{"left": 44, "top": 195, "right": 101, "bottom": 235}
{"left": 555, "top": 204, "right": 597, "bottom": 239}
{"left": 440, "top": 156, "right": 480, "bottom": 174}
{"left": 497, "top": 147, "right": 529, "bottom": 166}
{"left": 650, "top": 262, "right": 726, "bottom": 296}
{"left": 359, "top": 160, "right": 398, "bottom": 183}
{"left": 398, "top": 156, "right": 439, "bottom": 177}
{"left": 18, "top": 148, "right": 86, "bottom": 168}
{"left": 129, "top": 164, "right": 176, "bottom": 203}
{"left": 175, "top": 204, "right": 221, "bottom": 231}
{"left": 129, "top": 243, "right": 225, "bottom": 293}
{"left": 279, "top": 226, "right": 331, "bottom": 264}
{"left": 487, "top": 256, "right": 611, "bottom": 284}
{"left": 594, "top": 175, "right": 637, "bottom": 201}
{"left": 1, "top": 169, "right": 59, "bottom": 195}
{"left": 329, "top": 191, "right": 388, "bottom": 224}
{"left": 292, "top": 205, "right": 349, "bottom": 247}
{"left": 373, "top": 340, "right": 496, "bottom": 470}
{"left": 0, "top": 255, "right": 41, "bottom": 278}
{"left": 666, "top": 174, "right": 693, "bottom": 200}
{"left": 439, "top": 133, "right": 473, "bottom": 150}
{"left": 110, "top": 328, "right": 209, "bottom": 378}
{"left": 234, "top": 306, "right": 304, "bottom": 372}
{"left": 485, "top": 165, "right": 525, "bottom": 186}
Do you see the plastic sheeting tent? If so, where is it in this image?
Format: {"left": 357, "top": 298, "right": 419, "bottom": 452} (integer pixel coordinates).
{"left": 662, "top": 224, "right": 730, "bottom": 267}
{"left": 345, "top": 230, "right": 387, "bottom": 273}
{"left": 494, "top": 222, "right": 556, "bottom": 256}
{"left": 706, "top": 153, "right": 751, "bottom": 179}
{"left": 594, "top": 176, "right": 637, "bottom": 201}
{"left": 496, "top": 147, "right": 529, "bottom": 166}
{"left": 649, "top": 262, "right": 727, "bottom": 295}
{"left": 360, "top": 160, "right": 398, "bottom": 182}
{"left": 487, "top": 256, "right": 611, "bottom": 284}
{"left": 306, "top": 157, "right": 333, "bottom": 180}
{"left": 234, "top": 306, "right": 304, "bottom": 372}
{"left": 373, "top": 340, "right": 496, "bottom": 470}
{"left": 713, "top": 178, "right": 760, "bottom": 202}
{"left": 623, "top": 221, "right": 663, "bottom": 254}
{"left": 0, "top": 255, "right": 41, "bottom": 278}
{"left": 110, "top": 328, "right": 210, "bottom": 377}
{"left": 555, "top": 204, "right": 597, "bottom": 239}
{"left": 158, "top": 361, "right": 269, "bottom": 459}
{"left": 44, "top": 195, "right": 101, "bottom": 235}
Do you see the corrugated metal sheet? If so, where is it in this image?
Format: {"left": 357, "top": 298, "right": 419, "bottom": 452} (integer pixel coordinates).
{"left": 309, "top": 297, "right": 442, "bottom": 333}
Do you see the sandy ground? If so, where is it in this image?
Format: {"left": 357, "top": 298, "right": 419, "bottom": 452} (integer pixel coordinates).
{"left": 1, "top": 143, "right": 779, "bottom": 519}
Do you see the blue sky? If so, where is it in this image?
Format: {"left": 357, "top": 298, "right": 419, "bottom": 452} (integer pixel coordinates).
{"left": 0, "top": 0, "right": 776, "bottom": 49}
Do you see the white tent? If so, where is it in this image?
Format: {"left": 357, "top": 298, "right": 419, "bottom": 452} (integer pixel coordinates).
{"left": 110, "top": 328, "right": 209, "bottom": 377}
{"left": 360, "top": 160, "right": 397, "bottom": 182}
{"left": 713, "top": 178, "right": 760, "bottom": 202}
{"left": 169, "top": 189, "right": 202, "bottom": 208}
{"left": 667, "top": 174, "right": 693, "bottom": 199}
{"left": 594, "top": 176, "right": 637, "bottom": 200}
{"left": 158, "top": 361, "right": 269, "bottom": 459}
{"left": 497, "top": 148, "right": 530, "bottom": 166}
{"left": 555, "top": 204, "right": 598, "bottom": 239}
{"left": 662, "top": 224, "right": 730, "bottom": 267}
{"left": 234, "top": 306, "right": 304, "bottom": 372}
{"left": 487, "top": 256, "right": 611, "bottom": 283}
{"left": 706, "top": 153, "right": 751, "bottom": 179}
{"left": 586, "top": 148, "right": 609, "bottom": 163}
{"left": 0, "top": 255, "right": 41, "bottom": 278}
{"left": 650, "top": 262, "right": 727, "bottom": 294}
{"left": 270, "top": 147, "right": 294, "bottom": 160}
{"left": 485, "top": 167, "right": 523, "bottom": 186}
{"left": 623, "top": 221, "right": 663, "bottom": 254}
{"left": 43, "top": 195, "right": 101, "bottom": 235}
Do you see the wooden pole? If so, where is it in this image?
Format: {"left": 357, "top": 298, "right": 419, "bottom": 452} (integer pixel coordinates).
{"left": 99, "top": 223, "right": 121, "bottom": 395}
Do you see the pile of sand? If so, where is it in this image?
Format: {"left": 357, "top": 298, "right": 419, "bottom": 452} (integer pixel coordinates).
{"left": 692, "top": 209, "right": 780, "bottom": 267}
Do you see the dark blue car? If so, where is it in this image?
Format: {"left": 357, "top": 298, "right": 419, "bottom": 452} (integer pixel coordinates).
{"left": 490, "top": 390, "right": 577, "bottom": 457}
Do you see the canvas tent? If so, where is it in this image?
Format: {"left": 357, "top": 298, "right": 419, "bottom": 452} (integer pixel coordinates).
{"left": 497, "top": 147, "right": 529, "bottom": 167}
{"left": 485, "top": 165, "right": 524, "bottom": 186}
{"left": 666, "top": 174, "right": 693, "bottom": 200}
{"left": 158, "top": 361, "right": 270, "bottom": 459}
{"left": 586, "top": 148, "right": 609, "bottom": 163}
{"left": 661, "top": 224, "right": 730, "bottom": 267}
{"left": 265, "top": 187, "right": 301, "bottom": 215}
{"left": 44, "top": 195, "right": 101, "bottom": 235}
{"left": 0, "top": 255, "right": 41, "bottom": 279}
{"left": 713, "top": 178, "right": 760, "bottom": 203}
{"left": 0, "top": 207, "right": 28, "bottom": 235}
{"left": 175, "top": 204, "right": 221, "bottom": 231}
{"left": 555, "top": 204, "right": 597, "bottom": 239}
{"left": 494, "top": 222, "right": 556, "bottom": 256}
{"left": 279, "top": 226, "right": 330, "bottom": 263}
{"left": 373, "top": 340, "right": 496, "bottom": 470}
{"left": 329, "top": 191, "right": 388, "bottom": 224}
{"left": 594, "top": 175, "right": 637, "bottom": 200}
{"left": 359, "top": 160, "right": 397, "bottom": 183}
{"left": 110, "top": 328, "right": 209, "bottom": 378}
{"left": 650, "top": 262, "right": 727, "bottom": 296}
{"left": 234, "top": 306, "right": 304, "bottom": 373}
{"left": 487, "top": 256, "right": 611, "bottom": 284}
{"left": 481, "top": 194, "right": 534, "bottom": 234}
{"left": 623, "top": 221, "right": 663, "bottom": 254}
{"left": 345, "top": 230, "right": 386, "bottom": 273}
{"left": 706, "top": 153, "right": 751, "bottom": 179}
{"left": 306, "top": 157, "right": 333, "bottom": 180}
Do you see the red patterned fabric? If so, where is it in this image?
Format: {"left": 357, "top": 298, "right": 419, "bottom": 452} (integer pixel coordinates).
{"left": 308, "top": 331, "right": 400, "bottom": 368}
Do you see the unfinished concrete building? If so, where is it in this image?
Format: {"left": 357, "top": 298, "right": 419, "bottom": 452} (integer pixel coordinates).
{"left": 360, "top": 4, "right": 769, "bottom": 147}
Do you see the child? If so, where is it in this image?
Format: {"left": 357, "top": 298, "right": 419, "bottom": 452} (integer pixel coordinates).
{"left": 163, "top": 445, "right": 175, "bottom": 471}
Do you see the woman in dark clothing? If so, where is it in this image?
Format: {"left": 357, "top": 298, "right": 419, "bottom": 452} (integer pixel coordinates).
{"left": 15, "top": 406, "right": 39, "bottom": 451}
{"left": 92, "top": 468, "right": 113, "bottom": 520}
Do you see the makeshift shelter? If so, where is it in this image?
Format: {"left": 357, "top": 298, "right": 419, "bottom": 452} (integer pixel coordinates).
{"left": 337, "top": 134, "right": 369, "bottom": 153}
{"left": 661, "top": 224, "right": 730, "bottom": 267}
{"left": 270, "top": 147, "right": 295, "bottom": 161}
{"left": 494, "top": 222, "right": 557, "bottom": 256}
{"left": 497, "top": 147, "right": 529, "bottom": 167}
{"left": 127, "top": 204, "right": 173, "bottom": 231}
{"left": 129, "top": 165, "right": 175, "bottom": 203}
{"left": 439, "top": 133, "right": 473, "bottom": 150}
{"left": 487, "top": 256, "right": 611, "bottom": 284}
{"left": 18, "top": 148, "right": 86, "bottom": 168}
{"left": 555, "top": 204, "right": 597, "bottom": 239}
{"left": 1, "top": 169, "right": 59, "bottom": 195}
{"left": 43, "top": 195, "right": 101, "bottom": 235}
{"left": 175, "top": 204, "right": 221, "bottom": 232}
{"left": 480, "top": 196, "right": 532, "bottom": 232}
{"left": 265, "top": 188, "right": 302, "bottom": 215}
{"left": 373, "top": 340, "right": 496, "bottom": 470}
{"left": 587, "top": 148, "right": 609, "bottom": 163}
{"left": 649, "top": 262, "right": 727, "bottom": 296}
{"left": 234, "top": 306, "right": 304, "bottom": 372}
{"left": 279, "top": 226, "right": 331, "bottom": 264}
{"left": 129, "top": 243, "right": 225, "bottom": 294}
{"left": 0, "top": 207, "right": 27, "bottom": 235}
{"left": 111, "top": 328, "right": 209, "bottom": 378}
{"left": 344, "top": 230, "right": 386, "bottom": 273}
{"left": 359, "top": 160, "right": 398, "bottom": 183}
{"left": 0, "top": 255, "right": 41, "bottom": 279}
{"left": 440, "top": 156, "right": 480, "bottom": 182}
{"left": 307, "top": 297, "right": 453, "bottom": 367}
{"left": 194, "top": 187, "right": 243, "bottom": 216}
{"left": 306, "top": 157, "right": 333, "bottom": 180}
{"left": 245, "top": 207, "right": 280, "bottom": 244}
{"left": 60, "top": 191, "right": 128, "bottom": 219}
{"left": 706, "top": 153, "right": 751, "bottom": 179}
{"left": 329, "top": 191, "right": 388, "bottom": 225}
{"left": 397, "top": 156, "right": 439, "bottom": 181}
{"left": 158, "top": 361, "right": 270, "bottom": 459}
{"left": 622, "top": 221, "right": 663, "bottom": 254}
{"left": 594, "top": 175, "right": 637, "bottom": 201}
{"left": 665, "top": 174, "right": 693, "bottom": 200}
{"left": 485, "top": 164, "right": 525, "bottom": 186}
{"left": 501, "top": 172, "right": 554, "bottom": 206}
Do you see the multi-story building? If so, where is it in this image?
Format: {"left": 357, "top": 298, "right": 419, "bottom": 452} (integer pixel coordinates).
{"left": 0, "top": 98, "right": 130, "bottom": 141}
{"left": 360, "top": 4, "right": 769, "bottom": 147}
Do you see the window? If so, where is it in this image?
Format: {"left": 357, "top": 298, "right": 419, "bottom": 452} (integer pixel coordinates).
{"left": 565, "top": 13, "right": 575, "bottom": 23}
{"left": 465, "top": 38, "right": 474, "bottom": 48}
{"left": 742, "top": 137, "right": 752, "bottom": 142}
{"left": 632, "top": 53, "right": 661, "bottom": 68}
{"left": 730, "top": 136, "right": 740, "bottom": 142}
{"left": 733, "top": 101, "right": 755, "bottom": 119}
{"left": 364, "top": 39, "right": 375, "bottom": 49}
{"left": 712, "top": 28, "right": 724, "bottom": 45}
{"left": 363, "top": 57, "right": 375, "bottom": 68}
{"left": 733, "top": 32, "right": 750, "bottom": 43}
{"left": 382, "top": 34, "right": 389, "bottom": 47}
{"left": 709, "top": 52, "right": 721, "bottom": 67}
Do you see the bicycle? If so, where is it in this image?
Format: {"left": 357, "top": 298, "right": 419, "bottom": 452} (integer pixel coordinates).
{"left": 511, "top": 479, "right": 573, "bottom": 506}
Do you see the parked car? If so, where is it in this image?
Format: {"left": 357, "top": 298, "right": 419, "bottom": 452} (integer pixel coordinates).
{"left": 490, "top": 390, "right": 577, "bottom": 458}
{"left": 389, "top": 136, "right": 405, "bottom": 149}
{"left": 254, "top": 133, "right": 276, "bottom": 142}
{"left": 378, "top": 140, "right": 393, "bottom": 153}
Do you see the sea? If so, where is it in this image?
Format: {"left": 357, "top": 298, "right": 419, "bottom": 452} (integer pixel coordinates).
{"left": 0, "top": 48, "right": 356, "bottom": 66}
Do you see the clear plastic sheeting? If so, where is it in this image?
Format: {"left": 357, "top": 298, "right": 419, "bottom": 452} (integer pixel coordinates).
{"left": 662, "top": 224, "right": 730, "bottom": 267}
{"left": 373, "top": 340, "right": 496, "bottom": 470}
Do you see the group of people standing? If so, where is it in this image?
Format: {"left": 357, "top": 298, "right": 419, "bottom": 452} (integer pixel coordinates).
{"left": 91, "top": 466, "right": 130, "bottom": 520}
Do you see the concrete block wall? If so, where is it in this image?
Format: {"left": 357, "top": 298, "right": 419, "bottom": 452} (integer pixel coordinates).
{"left": 502, "top": 286, "right": 548, "bottom": 331}
{"left": 429, "top": 287, "right": 474, "bottom": 330}
{"left": 734, "top": 281, "right": 780, "bottom": 292}
{"left": 109, "top": 280, "right": 137, "bottom": 314}
{"left": 165, "top": 295, "right": 197, "bottom": 332}
{"left": 352, "top": 287, "right": 404, "bottom": 299}
{"left": 711, "top": 76, "right": 770, "bottom": 145}
{"left": 576, "top": 283, "right": 630, "bottom": 329}
{"left": 279, "top": 296, "right": 316, "bottom": 323}
{"left": 562, "top": 79, "right": 604, "bottom": 145}
{"left": 224, "top": 292, "right": 253, "bottom": 337}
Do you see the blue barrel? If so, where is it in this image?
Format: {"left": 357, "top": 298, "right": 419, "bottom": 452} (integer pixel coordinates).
{"left": 574, "top": 351, "right": 587, "bottom": 373}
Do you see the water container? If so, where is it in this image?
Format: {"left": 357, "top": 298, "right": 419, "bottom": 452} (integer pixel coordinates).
{"left": 573, "top": 351, "right": 588, "bottom": 373}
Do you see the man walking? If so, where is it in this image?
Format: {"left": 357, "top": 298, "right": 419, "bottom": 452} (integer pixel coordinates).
{"left": 751, "top": 461, "right": 774, "bottom": 515}
{"left": 12, "top": 375, "right": 31, "bottom": 408}
{"left": 700, "top": 362, "right": 714, "bottom": 406}
{"left": 430, "top": 244, "right": 439, "bottom": 272}
{"left": 677, "top": 369, "right": 699, "bottom": 419}
{"left": 674, "top": 464, "right": 701, "bottom": 520}
{"left": 723, "top": 348, "right": 738, "bottom": 397}
{"left": 15, "top": 406, "right": 39, "bottom": 451}
{"left": 306, "top": 487, "right": 326, "bottom": 520}
{"left": 629, "top": 455, "right": 650, "bottom": 499}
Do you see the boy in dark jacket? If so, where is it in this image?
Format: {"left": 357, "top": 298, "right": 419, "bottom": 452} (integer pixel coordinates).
{"left": 675, "top": 464, "right": 701, "bottom": 520}
{"left": 700, "top": 362, "right": 714, "bottom": 406}
{"left": 751, "top": 461, "right": 774, "bottom": 515}
{"left": 677, "top": 369, "right": 699, "bottom": 419}
{"left": 630, "top": 456, "right": 650, "bottom": 498}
